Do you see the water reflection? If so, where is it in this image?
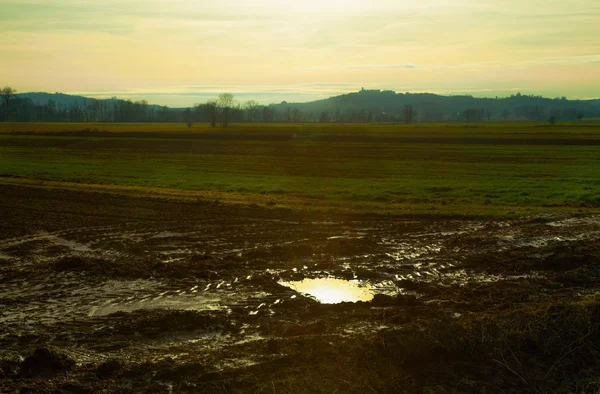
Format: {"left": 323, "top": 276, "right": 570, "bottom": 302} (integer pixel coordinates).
{"left": 280, "top": 278, "right": 374, "bottom": 304}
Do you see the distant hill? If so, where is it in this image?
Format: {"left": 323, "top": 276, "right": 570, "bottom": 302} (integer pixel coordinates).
{"left": 17, "top": 92, "right": 166, "bottom": 111}
{"left": 269, "top": 88, "right": 600, "bottom": 122}
{"left": 18, "top": 92, "right": 98, "bottom": 107}
{"left": 6, "top": 92, "right": 177, "bottom": 122}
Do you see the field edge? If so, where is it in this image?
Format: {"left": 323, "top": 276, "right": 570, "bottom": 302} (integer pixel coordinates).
{"left": 1, "top": 176, "right": 595, "bottom": 219}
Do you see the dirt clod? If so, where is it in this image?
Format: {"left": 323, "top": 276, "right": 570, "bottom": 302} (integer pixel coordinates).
{"left": 19, "top": 348, "right": 76, "bottom": 378}
{"left": 94, "top": 359, "right": 124, "bottom": 379}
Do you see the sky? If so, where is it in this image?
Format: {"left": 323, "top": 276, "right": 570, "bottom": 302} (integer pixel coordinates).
{"left": 1, "top": 0, "right": 599, "bottom": 107}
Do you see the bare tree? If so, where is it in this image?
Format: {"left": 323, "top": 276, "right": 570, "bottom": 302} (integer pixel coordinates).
{"left": 183, "top": 108, "right": 193, "bottom": 128}
{"left": 402, "top": 104, "right": 417, "bottom": 124}
{"left": 319, "top": 111, "right": 329, "bottom": 123}
{"left": 463, "top": 108, "right": 482, "bottom": 126}
{"left": 262, "top": 106, "right": 274, "bottom": 123}
{"left": 534, "top": 105, "right": 543, "bottom": 121}
{"left": 334, "top": 108, "right": 343, "bottom": 123}
{"left": 243, "top": 100, "right": 259, "bottom": 122}
{"left": 291, "top": 108, "right": 302, "bottom": 123}
{"left": 577, "top": 112, "right": 584, "bottom": 123}
{"left": 548, "top": 116, "right": 557, "bottom": 126}
{"left": 1, "top": 86, "right": 17, "bottom": 121}
{"left": 205, "top": 101, "right": 218, "bottom": 127}
{"left": 502, "top": 109, "right": 510, "bottom": 121}
{"left": 218, "top": 93, "right": 234, "bottom": 127}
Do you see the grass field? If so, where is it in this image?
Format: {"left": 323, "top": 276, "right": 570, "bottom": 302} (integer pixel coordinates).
{"left": 1, "top": 122, "right": 600, "bottom": 217}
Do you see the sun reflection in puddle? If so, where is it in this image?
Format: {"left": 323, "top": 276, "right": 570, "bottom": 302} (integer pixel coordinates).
{"left": 280, "top": 278, "right": 374, "bottom": 304}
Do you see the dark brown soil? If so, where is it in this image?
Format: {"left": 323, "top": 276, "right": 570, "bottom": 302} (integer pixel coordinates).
{"left": 1, "top": 184, "right": 599, "bottom": 393}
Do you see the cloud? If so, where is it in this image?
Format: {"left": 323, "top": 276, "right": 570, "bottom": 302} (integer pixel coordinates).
{"left": 297, "top": 64, "right": 418, "bottom": 71}
{"left": 530, "top": 55, "right": 600, "bottom": 65}
{"left": 296, "top": 62, "right": 502, "bottom": 72}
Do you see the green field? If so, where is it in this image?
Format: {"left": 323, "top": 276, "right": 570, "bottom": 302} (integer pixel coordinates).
{"left": 1, "top": 122, "right": 600, "bottom": 217}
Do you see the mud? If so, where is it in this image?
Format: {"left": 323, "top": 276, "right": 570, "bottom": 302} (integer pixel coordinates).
{"left": 1, "top": 185, "right": 600, "bottom": 392}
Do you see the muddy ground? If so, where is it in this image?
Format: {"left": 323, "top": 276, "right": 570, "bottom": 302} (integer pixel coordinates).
{"left": 1, "top": 185, "right": 599, "bottom": 393}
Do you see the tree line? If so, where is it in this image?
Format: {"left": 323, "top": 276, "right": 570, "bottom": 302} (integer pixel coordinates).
{"left": 0, "top": 86, "right": 591, "bottom": 125}
{"left": 0, "top": 87, "right": 178, "bottom": 123}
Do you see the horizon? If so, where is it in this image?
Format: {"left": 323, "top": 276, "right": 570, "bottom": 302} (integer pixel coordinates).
{"left": 17, "top": 87, "right": 600, "bottom": 109}
{"left": 2, "top": 0, "right": 599, "bottom": 107}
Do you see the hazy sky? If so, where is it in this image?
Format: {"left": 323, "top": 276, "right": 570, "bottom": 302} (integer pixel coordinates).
{"left": 1, "top": 0, "right": 599, "bottom": 106}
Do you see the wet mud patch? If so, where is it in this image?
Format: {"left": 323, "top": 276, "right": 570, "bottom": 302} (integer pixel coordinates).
{"left": 51, "top": 254, "right": 151, "bottom": 278}
{"left": 40, "top": 252, "right": 250, "bottom": 281}
{"left": 93, "top": 309, "right": 239, "bottom": 339}
{"left": 2, "top": 186, "right": 600, "bottom": 392}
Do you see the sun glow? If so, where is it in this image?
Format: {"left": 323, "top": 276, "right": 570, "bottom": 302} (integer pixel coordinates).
{"left": 296, "top": 0, "right": 359, "bottom": 10}
{"left": 256, "top": 0, "right": 363, "bottom": 12}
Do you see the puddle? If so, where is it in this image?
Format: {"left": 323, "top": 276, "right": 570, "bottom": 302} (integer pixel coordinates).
{"left": 279, "top": 278, "right": 374, "bottom": 304}
{"left": 89, "top": 293, "right": 227, "bottom": 317}
{"left": 546, "top": 216, "right": 600, "bottom": 228}
{"left": 48, "top": 235, "right": 94, "bottom": 252}
{"left": 151, "top": 231, "right": 186, "bottom": 239}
